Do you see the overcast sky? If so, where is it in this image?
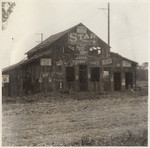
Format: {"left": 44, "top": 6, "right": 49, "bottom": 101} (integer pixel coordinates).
{"left": 0, "top": 0, "right": 149, "bottom": 69}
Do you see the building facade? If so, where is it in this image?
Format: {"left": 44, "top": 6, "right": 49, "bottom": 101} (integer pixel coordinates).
{"left": 2, "top": 23, "right": 137, "bottom": 96}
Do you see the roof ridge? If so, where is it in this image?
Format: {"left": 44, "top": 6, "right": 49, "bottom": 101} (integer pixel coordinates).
{"left": 26, "top": 23, "right": 82, "bottom": 55}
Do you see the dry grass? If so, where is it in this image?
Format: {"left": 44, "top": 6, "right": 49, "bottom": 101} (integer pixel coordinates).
{"left": 2, "top": 91, "right": 148, "bottom": 146}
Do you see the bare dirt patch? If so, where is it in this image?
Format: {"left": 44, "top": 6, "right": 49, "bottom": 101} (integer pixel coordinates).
{"left": 2, "top": 93, "right": 148, "bottom": 146}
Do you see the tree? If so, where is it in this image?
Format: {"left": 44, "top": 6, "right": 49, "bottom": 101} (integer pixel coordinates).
{"left": 2, "top": 2, "right": 16, "bottom": 30}
{"left": 136, "top": 62, "right": 148, "bottom": 81}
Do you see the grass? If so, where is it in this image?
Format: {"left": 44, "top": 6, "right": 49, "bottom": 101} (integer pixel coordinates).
{"left": 2, "top": 91, "right": 148, "bottom": 146}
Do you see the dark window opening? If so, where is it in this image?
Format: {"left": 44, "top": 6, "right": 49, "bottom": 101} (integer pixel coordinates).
{"left": 66, "top": 67, "right": 75, "bottom": 82}
{"left": 125, "top": 72, "right": 133, "bottom": 89}
{"left": 91, "top": 67, "right": 100, "bottom": 82}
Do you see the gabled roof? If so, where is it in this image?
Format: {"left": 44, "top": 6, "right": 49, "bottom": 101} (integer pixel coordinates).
{"left": 26, "top": 23, "right": 110, "bottom": 55}
{"left": 25, "top": 24, "right": 78, "bottom": 55}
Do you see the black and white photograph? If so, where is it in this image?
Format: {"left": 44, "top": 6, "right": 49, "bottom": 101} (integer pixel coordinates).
{"left": 1, "top": 0, "right": 148, "bottom": 146}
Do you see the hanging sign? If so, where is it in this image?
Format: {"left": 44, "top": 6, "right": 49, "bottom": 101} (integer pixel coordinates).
{"left": 123, "top": 61, "right": 131, "bottom": 67}
{"left": 2, "top": 75, "right": 9, "bottom": 83}
{"left": 40, "top": 59, "right": 51, "bottom": 66}
{"left": 102, "top": 58, "right": 112, "bottom": 65}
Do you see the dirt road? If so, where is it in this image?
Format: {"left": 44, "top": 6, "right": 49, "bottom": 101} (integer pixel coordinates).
{"left": 2, "top": 94, "right": 148, "bottom": 146}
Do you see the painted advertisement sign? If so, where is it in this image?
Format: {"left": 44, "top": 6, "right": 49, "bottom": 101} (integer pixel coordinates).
{"left": 102, "top": 58, "right": 112, "bottom": 65}
{"left": 77, "top": 26, "right": 87, "bottom": 33}
{"left": 2, "top": 75, "right": 9, "bottom": 83}
{"left": 68, "top": 32, "right": 97, "bottom": 45}
{"left": 123, "top": 61, "right": 131, "bottom": 67}
{"left": 103, "top": 71, "right": 109, "bottom": 77}
{"left": 40, "top": 59, "right": 51, "bottom": 66}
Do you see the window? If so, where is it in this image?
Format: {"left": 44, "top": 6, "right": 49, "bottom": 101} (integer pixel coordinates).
{"left": 66, "top": 67, "right": 75, "bottom": 82}
{"left": 91, "top": 67, "right": 100, "bottom": 82}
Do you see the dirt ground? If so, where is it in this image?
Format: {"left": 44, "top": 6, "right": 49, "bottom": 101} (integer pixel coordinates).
{"left": 2, "top": 91, "right": 148, "bottom": 146}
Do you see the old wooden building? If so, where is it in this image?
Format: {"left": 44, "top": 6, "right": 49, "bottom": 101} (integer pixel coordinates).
{"left": 2, "top": 23, "right": 137, "bottom": 96}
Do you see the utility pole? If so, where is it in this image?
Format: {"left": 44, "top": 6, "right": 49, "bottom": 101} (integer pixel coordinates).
{"left": 108, "top": 3, "right": 110, "bottom": 47}
{"left": 98, "top": 3, "right": 110, "bottom": 47}
{"left": 35, "top": 33, "right": 44, "bottom": 42}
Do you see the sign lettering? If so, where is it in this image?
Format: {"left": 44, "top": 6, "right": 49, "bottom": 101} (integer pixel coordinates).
{"left": 68, "top": 32, "right": 97, "bottom": 45}
{"left": 102, "top": 59, "right": 112, "bottom": 65}
{"left": 40, "top": 59, "right": 51, "bottom": 66}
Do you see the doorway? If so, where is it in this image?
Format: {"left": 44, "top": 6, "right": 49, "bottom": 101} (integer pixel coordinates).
{"left": 114, "top": 72, "right": 121, "bottom": 91}
{"left": 79, "top": 65, "right": 88, "bottom": 91}
{"left": 125, "top": 72, "right": 133, "bottom": 89}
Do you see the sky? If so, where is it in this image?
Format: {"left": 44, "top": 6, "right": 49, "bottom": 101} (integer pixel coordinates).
{"left": 0, "top": 0, "right": 149, "bottom": 69}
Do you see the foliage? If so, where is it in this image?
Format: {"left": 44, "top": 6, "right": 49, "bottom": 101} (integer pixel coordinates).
{"left": 136, "top": 63, "right": 148, "bottom": 81}
{"left": 2, "top": 2, "right": 16, "bottom": 30}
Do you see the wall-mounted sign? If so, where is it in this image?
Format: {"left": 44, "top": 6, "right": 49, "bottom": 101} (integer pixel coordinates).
{"left": 54, "top": 77, "right": 63, "bottom": 82}
{"left": 68, "top": 32, "right": 97, "bottom": 45}
{"left": 102, "top": 58, "right": 112, "bottom": 65}
{"left": 90, "top": 60, "right": 99, "bottom": 65}
{"left": 2, "top": 75, "right": 9, "bottom": 83}
{"left": 51, "top": 72, "right": 63, "bottom": 77}
{"left": 49, "top": 78, "right": 52, "bottom": 82}
{"left": 88, "top": 73, "right": 91, "bottom": 79}
{"left": 75, "top": 75, "right": 79, "bottom": 80}
{"left": 73, "top": 59, "right": 87, "bottom": 65}
{"left": 116, "top": 63, "right": 121, "bottom": 67}
{"left": 76, "top": 45, "right": 87, "bottom": 55}
{"left": 76, "top": 56, "right": 87, "bottom": 60}
{"left": 56, "top": 60, "right": 62, "bottom": 66}
{"left": 123, "top": 61, "right": 131, "bottom": 67}
{"left": 103, "top": 71, "right": 109, "bottom": 77}
{"left": 40, "top": 59, "right": 51, "bottom": 66}
{"left": 40, "top": 72, "right": 49, "bottom": 78}
{"left": 77, "top": 26, "right": 87, "bottom": 33}
{"left": 122, "top": 78, "right": 125, "bottom": 86}
{"left": 39, "top": 78, "right": 42, "bottom": 83}
{"left": 111, "top": 77, "right": 113, "bottom": 82}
